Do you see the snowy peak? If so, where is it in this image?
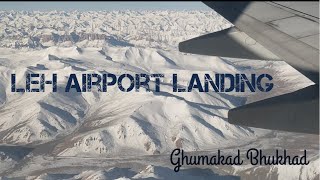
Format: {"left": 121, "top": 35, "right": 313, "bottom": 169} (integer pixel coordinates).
{"left": 0, "top": 10, "right": 232, "bottom": 49}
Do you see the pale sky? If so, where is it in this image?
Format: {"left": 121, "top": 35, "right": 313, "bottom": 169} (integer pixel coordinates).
{"left": 0, "top": 1, "right": 212, "bottom": 11}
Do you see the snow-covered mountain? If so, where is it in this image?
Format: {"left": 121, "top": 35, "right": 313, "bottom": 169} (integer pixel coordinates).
{"left": 0, "top": 10, "right": 232, "bottom": 50}
{"left": 0, "top": 46, "right": 259, "bottom": 153}
{"left": 0, "top": 10, "right": 318, "bottom": 180}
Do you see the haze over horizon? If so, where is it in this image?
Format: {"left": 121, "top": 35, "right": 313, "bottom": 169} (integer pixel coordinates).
{"left": 0, "top": 1, "right": 211, "bottom": 11}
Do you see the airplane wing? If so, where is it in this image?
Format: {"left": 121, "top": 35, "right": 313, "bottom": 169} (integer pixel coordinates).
{"left": 179, "top": 1, "right": 319, "bottom": 134}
